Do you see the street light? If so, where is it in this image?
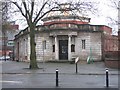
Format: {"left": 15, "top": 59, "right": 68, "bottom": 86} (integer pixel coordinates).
{"left": 42, "top": 38, "right": 45, "bottom": 71}
{"left": 3, "top": 31, "right": 7, "bottom": 61}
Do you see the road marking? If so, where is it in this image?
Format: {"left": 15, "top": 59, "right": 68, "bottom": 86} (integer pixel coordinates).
{"left": 0, "top": 80, "right": 22, "bottom": 83}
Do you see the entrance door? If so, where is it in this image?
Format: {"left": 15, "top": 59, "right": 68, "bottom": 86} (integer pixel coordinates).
{"left": 59, "top": 40, "right": 68, "bottom": 60}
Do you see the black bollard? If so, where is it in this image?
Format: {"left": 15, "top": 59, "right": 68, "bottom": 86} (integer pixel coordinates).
{"left": 76, "top": 63, "right": 78, "bottom": 74}
{"left": 106, "top": 68, "right": 109, "bottom": 87}
{"left": 56, "top": 69, "right": 59, "bottom": 87}
{"left": 75, "top": 57, "right": 79, "bottom": 74}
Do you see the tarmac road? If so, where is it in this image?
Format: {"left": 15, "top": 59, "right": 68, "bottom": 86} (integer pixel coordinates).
{"left": 2, "top": 73, "right": 118, "bottom": 88}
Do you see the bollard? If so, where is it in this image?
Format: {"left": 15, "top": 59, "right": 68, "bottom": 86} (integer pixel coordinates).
{"left": 76, "top": 63, "right": 78, "bottom": 74}
{"left": 56, "top": 69, "right": 59, "bottom": 87}
{"left": 106, "top": 68, "right": 109, "bottom": 87}
{"left": 75, "top": 57, "right": 79, "bottom": 74}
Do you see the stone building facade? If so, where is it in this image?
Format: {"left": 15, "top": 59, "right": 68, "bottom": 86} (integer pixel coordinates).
{"left": 14, "top": 26, "right": 103, "bottom": 62}
{"left": 14, "top": 4, "right": 117, "bottom": 62}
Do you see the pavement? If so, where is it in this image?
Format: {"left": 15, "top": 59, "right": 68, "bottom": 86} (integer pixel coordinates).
{"left": 1, "top": 60, "right": 119, "bottom": 75}
{"left": 1, "top": 61, "right": 119, "bottom": 89}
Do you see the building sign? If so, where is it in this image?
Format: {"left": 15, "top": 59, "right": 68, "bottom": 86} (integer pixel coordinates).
{"left": 7, "top": 41, "right": 14, "bottom": 46}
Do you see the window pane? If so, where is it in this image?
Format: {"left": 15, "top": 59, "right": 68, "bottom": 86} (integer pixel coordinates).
{"left": 71, "top": 44, "right": 75, "bottom": 52}
{"left": 82, "top": 40, "right": 85, "bottom": 49}
{"left": 43, "top": 40, "right": 46, "bottom": 49}
{"left": 53, "top": 45, "right": 55, "bottom": 52}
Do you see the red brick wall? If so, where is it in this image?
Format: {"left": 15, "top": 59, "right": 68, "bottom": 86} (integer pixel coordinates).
{"left": 105, "top": 51, "right": 118, "bottom": 59}
{"left": 104, "top": 35, "right": 118, "bottom": 51}
{"left": 100, "top": 26, "right": 112, "bottom": 35}
{"left": 105, "top": 60, "right": 119, "bottom": 69}
{"left": 8, "top": 25, "right": 19, "bottom": 30}
{"left": 0, "top": 50, "right": 10, "bottom": 56}
{"left": 104, "top": 30, "right": 119, "bottom": 69}
{"left": 105, "top": 51, "right": 119, "bottom": 69}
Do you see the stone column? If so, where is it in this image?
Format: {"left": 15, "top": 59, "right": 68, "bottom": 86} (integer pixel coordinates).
{"left": 55, "top": 36, "right": 59, "bottom": 60}
{"left": 27, "top": 36, "right": 30, "bottom": 61}
{"left": 68, "top": 35, "right": 72, "bottom": 61}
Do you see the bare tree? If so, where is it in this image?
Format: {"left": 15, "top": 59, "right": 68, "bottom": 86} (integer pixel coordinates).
{"left": 1, "top": 1, "right": 11, "bottom": 61}
{"left": 11, "top": 0, "right": 59, "bottom": 69}
{"left": 11, "top": 0, "right": 98, "bottom": 69}
{"left": 2, "top": 1, "right": 12, "bottom": 29}
{"left": 106, "top": 0, "right": 119, "bottom": 34}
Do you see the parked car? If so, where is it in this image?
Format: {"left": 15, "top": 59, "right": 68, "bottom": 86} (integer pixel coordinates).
{"left": 0, "top": 56, "right": 10, "bottom": 60}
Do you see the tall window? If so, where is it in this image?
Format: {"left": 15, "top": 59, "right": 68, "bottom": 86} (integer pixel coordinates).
{"left": 82, "top": 40, "right": 85, "bottom": 49}
{"left": 53, "top": 45, "right": 55, "bottom": 52}
{"left": 71, "top": 44, "right": 75, "bottom": 52}
{"left": 43, "top": 40, "right": 46, "bottom": 49}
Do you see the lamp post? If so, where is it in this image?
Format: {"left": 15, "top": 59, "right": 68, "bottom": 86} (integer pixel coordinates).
{"left": 118, "top": 1, "right": 120, "bottom": 70}
{"left": 12, "top": 42, "right": 15, "bottom": 61}
{"left": 118, "top": 1, "right": 120, "bottom": 67}
{"left": 42, "top": 38, "right": 45, "bottom": 71}
{"left": 3, "top": 31, "right": 6, "bottom": 61}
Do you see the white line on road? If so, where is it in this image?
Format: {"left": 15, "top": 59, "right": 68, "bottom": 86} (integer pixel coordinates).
{"left": 0, "top": 80, "right": 22, "bottom": 83}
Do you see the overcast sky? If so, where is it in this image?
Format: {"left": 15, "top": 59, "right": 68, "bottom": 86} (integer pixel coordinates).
{"left": 89, "top": 0, "right": 118, "bottom": 35}
{"left": 14, "top": 0, "right": 118, "bottom": 35}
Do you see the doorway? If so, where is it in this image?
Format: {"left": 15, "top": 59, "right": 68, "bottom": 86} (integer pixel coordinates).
{"left": 59, "top": 40, "right": 68, "bottom": 60}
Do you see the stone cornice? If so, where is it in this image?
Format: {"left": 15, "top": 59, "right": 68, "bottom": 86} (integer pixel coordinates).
{"left": 14, "top": 24, "right": 106, "bottom": 40}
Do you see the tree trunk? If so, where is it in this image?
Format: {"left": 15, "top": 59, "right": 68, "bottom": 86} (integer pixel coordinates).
{"left": 29, "top": 24, "right": 39, "bottom": 69}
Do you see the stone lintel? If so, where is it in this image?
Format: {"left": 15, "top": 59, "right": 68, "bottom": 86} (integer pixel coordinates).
{"left": 50, "top": 31, "right": 77, "bottom": 36}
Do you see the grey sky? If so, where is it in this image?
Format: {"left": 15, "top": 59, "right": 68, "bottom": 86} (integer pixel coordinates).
{"left": 13, "top": 0, "right": 118, "bottom": 35}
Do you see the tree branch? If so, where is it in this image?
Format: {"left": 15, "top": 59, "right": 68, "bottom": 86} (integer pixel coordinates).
{"left": 22, "top": 2, "right": 29, "bottom": 16}
{"left": 33, "top": 1, "right": 48, "bottom": 23}
{"left": 12, "top": 2, "right": 26, "bottom": 18}
{"left": 31, "top": 1, "right": 34, "bottom": 18}
{"left": 35, "top": 7, "right": 58, "bottom": 24}
{"left": 22, "top": 1, "right": 32, "bottom": 25}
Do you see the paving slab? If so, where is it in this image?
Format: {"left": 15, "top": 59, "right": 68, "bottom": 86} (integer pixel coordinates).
{"left": 1, "top": 61, "right": 118, "bottom": 75}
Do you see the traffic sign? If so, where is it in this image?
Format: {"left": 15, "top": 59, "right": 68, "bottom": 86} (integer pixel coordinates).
{"left": 75, "top": 57, "right": 79, "bottom": 63}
